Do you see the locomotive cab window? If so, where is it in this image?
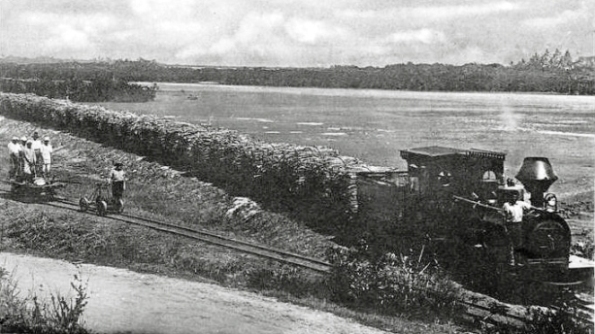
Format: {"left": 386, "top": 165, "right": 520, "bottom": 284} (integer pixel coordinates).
{"left": 479, "top": 170, "right": 500, "bottom": 200}
{"left": 437, "top": 170, "right": 452, "bottom": 187}
{"left": 482, "top": 170, "right": 498, "bottom": 182}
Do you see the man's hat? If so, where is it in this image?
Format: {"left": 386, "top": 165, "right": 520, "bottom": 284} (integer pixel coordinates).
{"left": 43, "top": 137, "right": 50, "bottom": 141}
{"left": 114, "top": 162, "right": 123, "bottom": 167}
{"left": 26, "top": 140, "right": 32, "bottom": 145}
{"left": 11, "top": 136, "right": 18, "bottom": 141}
{"left": 21, "top": 136, "right": 27, "bottom": 141}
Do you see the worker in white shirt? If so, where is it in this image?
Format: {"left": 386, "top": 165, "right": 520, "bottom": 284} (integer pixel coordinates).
{"left": 40, "top": 137, "right": 53, "bottom": 177}
{"left": 7, "top": 136, "right": 21, "bottom": 179}
{"left": 109, "top": 162, "right": 126, "bottom": 201}
{"left": 22, "top": 140, "right": 36, "bottom": 183}
{"left": 31, "top": 132, "right": 43, "bottom": 175}
{"left": 502, "top": 193, "right": 532, "bottom": 265}
{"left": 18, "top": 136, "right": 27, "bottom": 181}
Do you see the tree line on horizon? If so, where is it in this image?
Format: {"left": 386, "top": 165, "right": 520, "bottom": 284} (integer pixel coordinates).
{"left": 0, "top": 72, "right": 157, "bottom": 102}
{"left": 0, "top": 49, "right": 593, "bottom": 98}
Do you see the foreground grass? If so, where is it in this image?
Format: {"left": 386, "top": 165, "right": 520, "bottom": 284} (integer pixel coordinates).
{"left": 0, "top": 201, "right": 466, "bottom": 334}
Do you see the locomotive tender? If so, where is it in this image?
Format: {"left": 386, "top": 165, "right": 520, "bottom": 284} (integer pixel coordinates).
{"left": 353, "top": 146, "right": 570, "bottom": 276}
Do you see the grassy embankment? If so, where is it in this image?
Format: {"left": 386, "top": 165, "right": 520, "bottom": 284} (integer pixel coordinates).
{"left": 0, "top": 117, "right": 466, "bottom": 334}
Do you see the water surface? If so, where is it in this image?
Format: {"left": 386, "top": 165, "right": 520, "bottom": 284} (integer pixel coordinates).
{"left": 99, "top": 84, "right": 595, "bottom": 197}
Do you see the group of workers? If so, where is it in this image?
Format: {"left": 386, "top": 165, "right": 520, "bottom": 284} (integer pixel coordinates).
{"left": 6, "top": 131, "right": 126, "bottom": 202}
{"left": 7, "top": 131, "right": 53, "bottom": 183}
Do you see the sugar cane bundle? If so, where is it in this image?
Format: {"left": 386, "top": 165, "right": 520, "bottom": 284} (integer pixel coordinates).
{"left": 0, "top": 92, "right": 365, "bottom": 228}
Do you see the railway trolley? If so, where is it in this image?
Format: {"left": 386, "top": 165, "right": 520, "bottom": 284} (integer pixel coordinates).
{"left": 79, "top": 182, "right": 124, "bottom": 216}
{"left": 9, "top": 176, "right": 66, "bottom": 202}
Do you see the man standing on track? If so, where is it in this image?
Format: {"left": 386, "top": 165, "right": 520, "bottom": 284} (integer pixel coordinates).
{"left": 18, "top": 136, "right": 27, "bottom": 181}
{"left": 7, "top": 136, "right": 21, "bottom": 180}
{"left": 109, "top": 162, "right": 126, "bottom": 201}
{"left": 40, "top": 137, "right": 53, "bottom": 177}
{"left": 22, "top": 140, "right": 36, "bottom": 183}
{"left": 31, "top": 132, "right": 43, "bottom": 175}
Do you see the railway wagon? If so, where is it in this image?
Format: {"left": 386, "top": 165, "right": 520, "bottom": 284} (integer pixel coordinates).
{"left": 9, "top": 176, "right": 66, "bottom": 203}
{"left": 351, "top": 146, "right": 571, "bottom": 279}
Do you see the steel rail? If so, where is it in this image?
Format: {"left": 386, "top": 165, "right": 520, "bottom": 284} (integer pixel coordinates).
{"left": 46, "top": 199, "right": 331, "bottom": 273}
{"left": 49, "top": 198, "right": 595, "bottom": 328}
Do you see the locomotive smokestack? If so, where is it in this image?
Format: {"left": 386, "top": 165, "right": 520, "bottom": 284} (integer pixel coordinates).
{"left": 515, "top": 157, "right": 558, "bottom": 207}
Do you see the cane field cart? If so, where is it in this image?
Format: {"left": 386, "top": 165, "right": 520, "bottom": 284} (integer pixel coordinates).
{"left": 79, "top": 182, "right": 124, "bottom": 216}
{"left": 9, "top": 176, "right": 66, "bottom": 202}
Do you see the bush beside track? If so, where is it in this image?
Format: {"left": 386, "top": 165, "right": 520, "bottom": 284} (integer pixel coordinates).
{"left": 0, "top": 93, "right": 361, "bottom": 235}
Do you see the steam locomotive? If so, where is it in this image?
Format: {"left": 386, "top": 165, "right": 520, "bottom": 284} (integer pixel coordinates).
{"left": 352, "top": 146, "right": 570, "bottom": 280}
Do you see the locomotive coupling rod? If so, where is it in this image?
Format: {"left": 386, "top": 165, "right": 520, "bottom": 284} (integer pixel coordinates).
{"left": 452, "top": 195, "right": 504, "bottom": 212}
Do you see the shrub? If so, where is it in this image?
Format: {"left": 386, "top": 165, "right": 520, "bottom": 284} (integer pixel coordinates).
{"left": 482, "top": 305, "right": 594, "bottom": 334}
{"left": 0, "top": 268, "right": 90, "bottom": 334}
{"left": 326, "top": 243, "right": 463, "bottom": 320}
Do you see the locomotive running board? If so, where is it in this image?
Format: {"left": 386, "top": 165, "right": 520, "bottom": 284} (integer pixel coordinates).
{"left": 569, "top": 255, "right": 595, "bottom": 269}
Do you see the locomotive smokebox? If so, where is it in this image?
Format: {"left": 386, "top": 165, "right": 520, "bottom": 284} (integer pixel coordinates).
{"left": 516, "top": 157, "right": 558, "bottom": 207}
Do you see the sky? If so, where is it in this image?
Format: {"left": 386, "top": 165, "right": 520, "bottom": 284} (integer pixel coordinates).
{"left": 1, "top": 0, "right": 594, "bottom": 67}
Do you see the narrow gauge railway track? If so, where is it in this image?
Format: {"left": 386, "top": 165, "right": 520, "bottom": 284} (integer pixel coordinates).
{"left": 46, "top": 199, "right": 332, "bottom": 274}
{"left": 46, "top": 199, "right": 595, "bottom": 329}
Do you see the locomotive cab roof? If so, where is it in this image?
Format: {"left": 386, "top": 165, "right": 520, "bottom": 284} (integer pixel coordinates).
{"left": 400, "top": 146, "right": 505, "bottom": 160}
{"left": 400, "top": 146, "right": 506, "bottom": 197}
{"left": 400, "top": 146, "right": 506, "bottom": 174}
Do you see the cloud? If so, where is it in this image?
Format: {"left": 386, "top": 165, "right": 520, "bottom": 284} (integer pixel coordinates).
{"left": 338, "top": 1, "right": 519, "bottom": 22}
{"left": 176, "top": 12, "right": 350, "bottom": 65}
{"left": 285, "top": 18, "right": 347, "bottom": 45}
{"left": 17, "top": 11, "right": 117, "bottom": 55}
{"left": 387, "top": 29, "right": 446, "bottom": 44}
{"left": 522, "top": 9, "right": 587, "bottom": 29}
{"left": 45, "top": 25, "right": 93, "bottom": 51}
{"left": 1, "top": 0, "right": 593, "bottom": 66}
{"left": 419, "top": 1, "right": 519, "bottom": 20}
{"left": 176, "top": 12, "right": 291, "bottom": 64}
{"left": 129, "top": 0, "right": 197, "bottom": 21}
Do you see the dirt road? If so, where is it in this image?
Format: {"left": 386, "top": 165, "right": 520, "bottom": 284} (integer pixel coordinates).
{"left": 1, "top": 252, "right": 391, "bottom": 334}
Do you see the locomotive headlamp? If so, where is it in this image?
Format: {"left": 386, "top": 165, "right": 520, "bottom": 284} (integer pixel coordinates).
{"left": 544, "top": 193, "right": 557, "bottom": 212}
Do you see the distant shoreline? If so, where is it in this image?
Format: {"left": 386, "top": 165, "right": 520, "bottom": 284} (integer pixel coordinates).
{"left": 133, "top": 81, "right": 595, "bottom": 100}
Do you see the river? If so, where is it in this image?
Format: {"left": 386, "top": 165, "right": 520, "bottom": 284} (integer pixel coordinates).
{"left": 99, "top": 84, "right": 595, "bottom": 198}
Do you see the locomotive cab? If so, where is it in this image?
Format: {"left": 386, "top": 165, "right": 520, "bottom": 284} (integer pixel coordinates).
{"left": 398, "top": 146, "right": 509, "bottom": 236}
{"left": 350, "top": 146, "right": 571, "bottom": 289}
{"left": 399, "top": 146, "right": 570, "bottom": 271}
{"left": 400, "top": 146, "right": 507, "bottom": 201}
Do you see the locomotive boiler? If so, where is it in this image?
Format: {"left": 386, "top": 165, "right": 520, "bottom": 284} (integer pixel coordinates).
{"left": 352, "top": 146, "right": 571, "bottom": 279}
